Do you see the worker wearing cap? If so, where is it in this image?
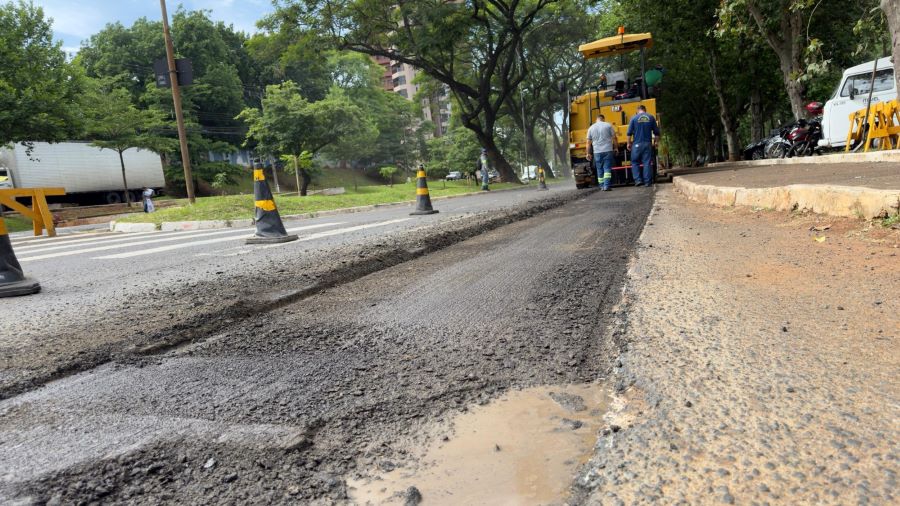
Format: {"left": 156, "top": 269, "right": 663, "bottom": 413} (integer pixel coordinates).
{"left": 586, "top": 114, "right": 618, "bottom": 191}
{"left": 626, "top": 104, "right": 660, "bottom": 187}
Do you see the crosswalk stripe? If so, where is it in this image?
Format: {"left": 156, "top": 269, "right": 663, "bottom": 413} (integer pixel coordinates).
{"left": 11, "top": 230, "right": 161, "bottom": 249}
{"left": 17, "top": 223, "right": 342, "bottom": 262}
{"left": 13, "top": 230, "right": 188, "bottom": 253}
{"left": 93, "top": 218, "right": 412, "bottom": 260}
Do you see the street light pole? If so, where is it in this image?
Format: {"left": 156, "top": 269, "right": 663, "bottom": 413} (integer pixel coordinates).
{"left": 159, "top": 0, "right": 195, "bottom": 204}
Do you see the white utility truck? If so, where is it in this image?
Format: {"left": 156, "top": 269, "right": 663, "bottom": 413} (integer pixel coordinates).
{"left": 0, "top": 142, "right": 165, "bottom": 204}
{"left": 819, "top": 57, "right": 896, "bottom": 150}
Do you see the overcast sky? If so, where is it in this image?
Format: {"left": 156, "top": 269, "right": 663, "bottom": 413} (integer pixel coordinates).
{"left": 38, "top": 0, "right": 274, "bottom": 53}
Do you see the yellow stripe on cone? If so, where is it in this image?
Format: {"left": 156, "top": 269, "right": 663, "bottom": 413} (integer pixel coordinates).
{"left": 255, "top": 199, "right": 277, "bottom": 211}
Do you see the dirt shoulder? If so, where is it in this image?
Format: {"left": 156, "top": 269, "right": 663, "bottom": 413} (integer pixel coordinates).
{"left": 574, "top": 187, "right": 899, "bottom": 504}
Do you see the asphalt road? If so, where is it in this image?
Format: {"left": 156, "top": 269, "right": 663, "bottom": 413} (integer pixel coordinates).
{"left": 0, "top": 186, "right": 654, "bottom": 504}
{"left": 1, "top": 186, "right": 576, "bottom": 398}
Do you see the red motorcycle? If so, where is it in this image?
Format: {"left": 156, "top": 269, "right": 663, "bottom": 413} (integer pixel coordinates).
{"left": 785, "top": 102, "right": 824, "bottom": 158}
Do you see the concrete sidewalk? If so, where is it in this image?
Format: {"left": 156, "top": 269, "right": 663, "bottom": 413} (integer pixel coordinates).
{"left": 672, "top": 161, "right": 900, "bottom": 219}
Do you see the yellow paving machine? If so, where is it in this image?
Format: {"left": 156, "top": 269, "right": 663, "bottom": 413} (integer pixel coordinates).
{"left": 569, "top": 29, "right": 663, "bottom": 188}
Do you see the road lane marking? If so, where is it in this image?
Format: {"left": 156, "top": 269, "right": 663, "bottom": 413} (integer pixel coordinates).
{"left": 11, "top": 230, "right": 162, "bottom": 249}
{"left": 93, "top": 218, "right": 412, "bottom": 260}
{"left": 17, "top": 223, "right": 343, "bottom": 262}
{"left": 295, "top": 218, "right": 412, "bottom": 242}
{"left": 12, "top": 230, "right": 196, "bottom": 253}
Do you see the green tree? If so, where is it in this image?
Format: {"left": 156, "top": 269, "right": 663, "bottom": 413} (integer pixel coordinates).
{"left": 84, "top": 83, "right": 176, "bottom": 207}
{"left": 0, "top": 1, "right": 84, "bottom": 148}
{"left": 379, "top": 166, "right": 398, "bottom": 186}
{"left": 272, "top": 0, "right": 559, "bottom": 184}
{"left": 238, "top": 81, "right": 375, "bottom": 196}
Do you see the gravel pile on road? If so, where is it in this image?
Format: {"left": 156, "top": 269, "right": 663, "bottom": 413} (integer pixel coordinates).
{"left": 1, "top": 189, "right": 588, "bottom": 400}
{"left": 573, "top": 188, "right": 899, "bottom": 504}
{"left": 6, "top": 190, "right": 654, "bottom": 504}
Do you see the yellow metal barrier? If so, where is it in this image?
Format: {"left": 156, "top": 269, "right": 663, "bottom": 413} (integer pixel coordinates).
{"left": 845, "top": 99, "right": 900, "bottom": 152}
{"left": 0, "top": 188, "right": 66, "bottom": 237}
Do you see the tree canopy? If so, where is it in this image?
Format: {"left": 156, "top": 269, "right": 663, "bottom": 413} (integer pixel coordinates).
{"left": 0, "top": 1, "right": 83, "bottom": 148}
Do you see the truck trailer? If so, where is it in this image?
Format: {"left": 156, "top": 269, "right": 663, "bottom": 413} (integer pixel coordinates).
{"left": 0, "top": 142, "right": 165, "bottom": 204}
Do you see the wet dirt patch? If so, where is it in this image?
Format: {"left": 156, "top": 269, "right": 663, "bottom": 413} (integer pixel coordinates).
{"left": 348, "top": 383, "right": 610, "bottom": 505}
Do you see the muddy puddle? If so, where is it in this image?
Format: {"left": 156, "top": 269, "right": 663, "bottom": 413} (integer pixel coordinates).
{"left": 348, "top": 383, "right": 610, "bottom": 505}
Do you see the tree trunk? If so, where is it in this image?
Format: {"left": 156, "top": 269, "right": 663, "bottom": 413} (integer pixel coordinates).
{"left": 708, "top": 49, "right": 742, "bottom": 161}
{"left": 300, "top": 168, "right": 311, "bottom": 196}
{"left": 293, "top": 157, "right": 301, "bottom": 197}
{"left": 746, "top": 0, "right": 807, "bottom": 119}
{"left": 883, "top": 0, "right": 900, "bottom": 93}
{"left": 750, "top": 85, "right": 764, "bottom": 143}
{"left": 118, "top": 150, "right": 132, "bottom": 208}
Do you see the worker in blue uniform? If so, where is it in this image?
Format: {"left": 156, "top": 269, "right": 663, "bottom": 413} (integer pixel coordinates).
{"left": 626, "top": 105, "right": 661, "bottom": 187}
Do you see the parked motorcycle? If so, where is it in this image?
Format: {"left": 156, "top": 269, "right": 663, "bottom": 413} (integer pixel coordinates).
{"left": 764, "top": 123, "right": 794, "bottom": 159}
{"left": 785, "top": 117, "right": 823, "bottom": 157}
{"left": 785, "top": 103, "right": 825, "bottom": 158}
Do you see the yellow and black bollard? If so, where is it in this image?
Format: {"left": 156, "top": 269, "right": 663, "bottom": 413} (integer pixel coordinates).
{"left": 537, "top": 167, "right": 549, "bottom": 191}
{"left": 410, "top": 165, "right": 439, "bottom": 216}
{"left": 246, "top": 163, "right": 298, "bottom": 244}
{"left": 0, "top": 217, "right": 40, "bottom": 297}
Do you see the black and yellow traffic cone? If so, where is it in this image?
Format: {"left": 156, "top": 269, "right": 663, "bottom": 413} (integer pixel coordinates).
{"left": 537, "top": 167, "right": 549, "bottom": 191}
{"left": 246, "top": 163, "right": 298, "bottom": 244}
{"left": 0, "top": 217, "right": 40, "bottom": 298}
{"left": 410, "top": 165, "right": 439, "bottom": 216}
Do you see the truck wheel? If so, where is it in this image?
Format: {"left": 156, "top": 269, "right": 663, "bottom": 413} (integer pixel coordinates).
{"left": 105, "top": 192, "right": 122, "bottom": 204}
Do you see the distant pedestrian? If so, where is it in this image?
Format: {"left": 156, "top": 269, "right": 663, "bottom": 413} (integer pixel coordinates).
{"left": 586, "top": 114, "right": 618, "bottom": 191}
{"left": 477, "top": 148, "right": 491, "bottom": 191}
{"left": 142, "top": 187, "right": 155, "bottom": 213}
{"left": 626, "top": 104, "right": 660, "bottom": 187}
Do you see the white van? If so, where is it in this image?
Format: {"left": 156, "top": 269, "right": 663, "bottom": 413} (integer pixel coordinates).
{"left": 819, "top": 57, "right": 895, "bottom": 149}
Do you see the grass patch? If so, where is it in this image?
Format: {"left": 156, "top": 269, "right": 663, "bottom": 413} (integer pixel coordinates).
{"left": 118, "top": 180, "right": 527, "bottom": 225}
{"left": 881, "top": 213, "right": 900, "bottom": 228}
{"left": 2, "top": 215, "right": 34, "bottom": 233}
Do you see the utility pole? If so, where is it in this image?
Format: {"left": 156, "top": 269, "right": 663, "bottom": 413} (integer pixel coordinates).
{"left": 160, "top": 0, "right": 195, "bottom": 204}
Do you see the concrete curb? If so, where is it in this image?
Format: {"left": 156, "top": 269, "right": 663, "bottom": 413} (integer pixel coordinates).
{"left": 673, "top": 177, "right": 900, "bottom": 219}
{"left": 108, "top": 222, "right": 157, "bottom": 233}
{"left": 707, "top": 150, "right": 900, "bottom": 169}
{"left": 108, "top": 183, "right": 566, "bottom": 233}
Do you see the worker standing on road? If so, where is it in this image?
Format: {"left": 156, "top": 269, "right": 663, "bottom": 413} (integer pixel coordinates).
{"left": 477, "top": 148, "right": 491, "bottom": 191}
{"left": 586, "top": 114, "right": 618, "bottom": 191}
{"left": 142, "top": 187, "right": 155, "bottom": 213}
{"left": 626, "top": 104, "right": 660, "bottom": 187}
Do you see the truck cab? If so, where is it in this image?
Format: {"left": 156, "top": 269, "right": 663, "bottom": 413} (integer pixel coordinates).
{"left": 0, "top": 167, "right": 11, "bottom": 189}
{"left": 819, "top": 57, "right": 895, "bottom": 149}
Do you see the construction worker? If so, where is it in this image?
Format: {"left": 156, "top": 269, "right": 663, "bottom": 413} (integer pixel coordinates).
{"left": 626, "top": 104, "right": 660, "bottom": 187}
{"left": 586, "top": 114, "right": 618, "bottom": 191}
{"left": 477, "top": 148, "right": 491, "bottom": 191}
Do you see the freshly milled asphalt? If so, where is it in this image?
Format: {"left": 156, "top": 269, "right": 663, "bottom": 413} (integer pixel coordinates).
{"left": 0, "top": 186, "right": 654, "bottom": 503}
{"left": 0, "top": 186, "right": 582, "bottom": 399}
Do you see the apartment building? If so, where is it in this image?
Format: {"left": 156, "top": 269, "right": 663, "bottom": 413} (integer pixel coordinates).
{"left": 373, "top": 57, "right": 451, "bottom": 137}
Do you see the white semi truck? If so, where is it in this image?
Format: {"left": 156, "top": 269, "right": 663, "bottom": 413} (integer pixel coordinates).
{"left": 0, "top": 142, "right": 165, "bottom": 204}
